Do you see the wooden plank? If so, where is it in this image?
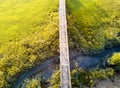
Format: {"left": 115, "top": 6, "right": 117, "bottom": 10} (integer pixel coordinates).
{"left": 59, "top": 0, "right": 71, "bottom": 88}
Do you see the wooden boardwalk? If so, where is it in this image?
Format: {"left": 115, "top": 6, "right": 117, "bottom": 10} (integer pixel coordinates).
{"left": 59, "top": 0, "right": 71, "bottom": 88}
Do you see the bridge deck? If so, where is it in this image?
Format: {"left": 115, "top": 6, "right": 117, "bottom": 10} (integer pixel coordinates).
{"left": 59, "top": 0, "right": 71, "bottom": 88}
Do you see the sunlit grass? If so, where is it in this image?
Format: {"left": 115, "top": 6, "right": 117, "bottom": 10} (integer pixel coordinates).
{"left": 67, "top": 0, "right": 120, "bottom": 54}
{"left": 0, "top": 0, "right": 58, "bottom": 47}
{"left": 0, "top": 0, "right": 58, "bottom": 88}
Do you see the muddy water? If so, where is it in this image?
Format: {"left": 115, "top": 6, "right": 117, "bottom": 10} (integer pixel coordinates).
{"left": 13, "top": 47, "right": 120, "bottom": 88}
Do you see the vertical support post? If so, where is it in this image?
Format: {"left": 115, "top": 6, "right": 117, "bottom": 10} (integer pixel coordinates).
{"left": 59, "top": 0, "right": 71, "bottom": 88}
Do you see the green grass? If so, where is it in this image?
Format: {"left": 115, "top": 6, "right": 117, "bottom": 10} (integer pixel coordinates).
{"left": 67, "top": 0, "right": 120, "bottom": 54}
{"left": 0, "top": 0, "right": 58, "bottom": 88}
{"left": 0, "top": 0, "right": 58, "bottom": 47}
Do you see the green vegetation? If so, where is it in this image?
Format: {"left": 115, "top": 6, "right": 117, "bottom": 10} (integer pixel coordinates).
{"left": 66, "top": 0, "right": 120, "bottom": 86}
{"left": 107, "top": 53, "right": 120, "bottom": 72}
{"left": 49, "top": 70, "right": 60, "bottom": 88}
{"left": 49, "top": 68, "right": 114, "bottom": 88}
{"left": 21, "top": 78, "right": 41, "bottom": 88}
{"left": 0, "top": 0, "right": 120, "bottom": 87}
{"left": 19, "top": 74, "right": 46, "bottom": 88}
{"left": 71, "top": 68, "right": 114, "bottom": 87}
{"left": 67, "top": 0, "right": 120, "bottom": 54}
{"left": 0, "top": 0, "right": 58, "bottom": 88}
{"left": 21, "top": 74, "right": 49, "bottom": 88}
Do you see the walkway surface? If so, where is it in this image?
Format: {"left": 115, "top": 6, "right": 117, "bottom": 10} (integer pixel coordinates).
{"left": 59, "top": 0, "right": 71, "bottom": 88}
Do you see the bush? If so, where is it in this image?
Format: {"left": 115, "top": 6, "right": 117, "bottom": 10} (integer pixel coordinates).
{"left": 108, "top": 53, "right": 120, "bottom": 71}
{"left": 71, "top": 68, "right": 114, "bottom": 87}
{"left": 49, "top": 70, "right": 60, "bottom": 88}
{"left": 21, "top": 74, "right": 42, "bottom": 88}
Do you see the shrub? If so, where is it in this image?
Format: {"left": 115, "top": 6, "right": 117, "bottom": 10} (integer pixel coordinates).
{"left": 49, "top": 70, "right": 60, "bottom": 88}
{"left": 71, "top": 68, "right": 114, "bottom": 87}
{"left": 21, "top": 74, "right": 42, "bottom": 88}
{"left": 108, "top": 53, "right": 120, "bottom": 71}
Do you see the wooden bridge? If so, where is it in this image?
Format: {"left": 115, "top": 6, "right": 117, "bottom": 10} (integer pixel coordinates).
{"left": 59, "top": 0, "right": 71, "bottom": 88}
